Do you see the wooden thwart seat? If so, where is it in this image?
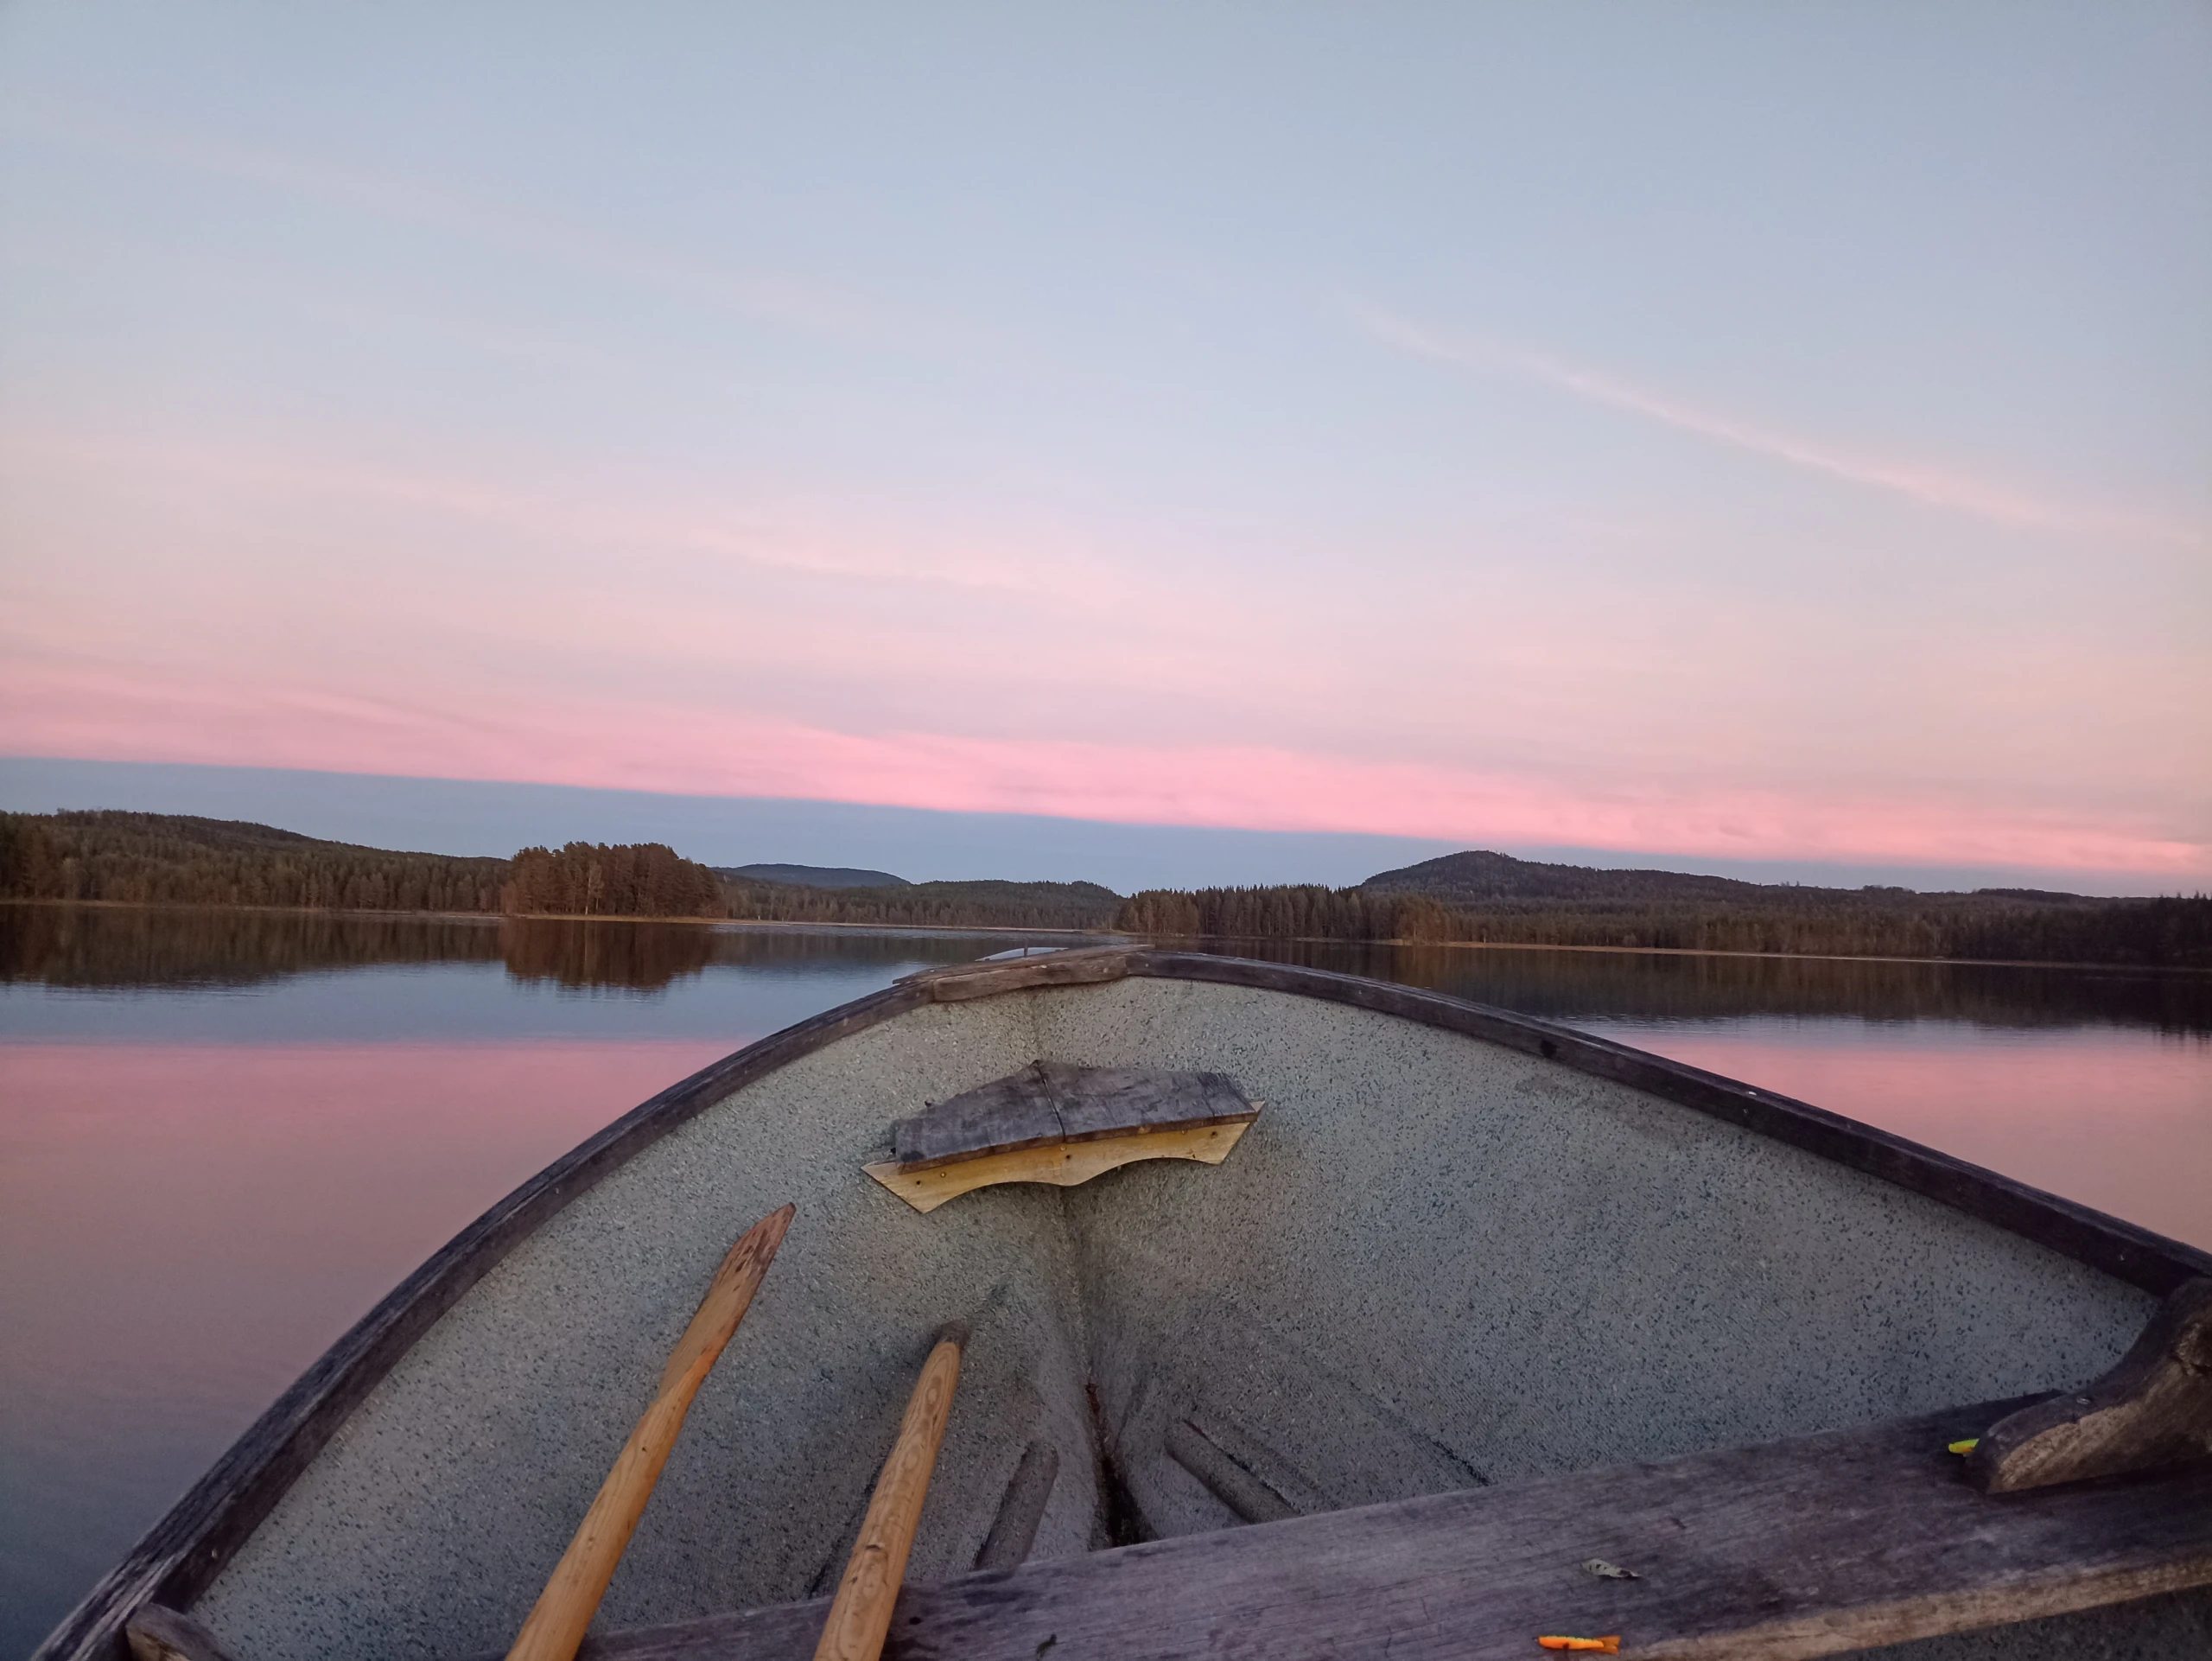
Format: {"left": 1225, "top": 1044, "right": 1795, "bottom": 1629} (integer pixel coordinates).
{"left": 863, "top": 1061, "right": 1261, "bottom": 1213}
{"left": 456, "top": 1399, "right": 2212, "bottom": 1661}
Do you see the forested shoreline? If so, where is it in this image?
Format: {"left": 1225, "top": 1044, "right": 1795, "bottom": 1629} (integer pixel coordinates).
{"left": 1112, "top": 883, "right": 2212, "bottom": 969}
{"left": 1, "top": 810, "right": 508, "bottom": 913}
{"left": 3, "top": 810, "right": 2206, "bottom": 969}
{"left": 0, "top": 811, "right": 1119, "bottom": 930}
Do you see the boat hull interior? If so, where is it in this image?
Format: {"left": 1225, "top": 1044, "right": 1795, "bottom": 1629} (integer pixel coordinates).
{"left": 44, "top": 960, "right": 2212, "bottom": 1659}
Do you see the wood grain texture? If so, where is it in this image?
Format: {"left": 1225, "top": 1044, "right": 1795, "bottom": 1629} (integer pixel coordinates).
{"left": 481, "top": 1398, "right": 2212, "bottom": 1661}
{"left": 886, "top": 1064, "right": 1065, "bottom": 1168}
{"left": 121, "top": 1607, "right": 234, "bottom": 1661}
{"left": 890, "top": 1060, "right": 1257, "bottom": 1169}
{"left": 1972, "top": 1277, "right": 2212, "bottom": 1493}
{"left": 1047, "top": 1065, "right": 1255, "bottom": 1144}
{"left": 862, "top": 1119, "right": 1253, "bottom": 1213}
{"left": 893, "top": 945, "right": 1141, "bottom": 1002}
{"left": 505, "top": 1206, "right": 794, "bottom": 1661}
{"left": 810, "top": 1332, "right": 964, "bottom": 1661}
{"left": 44, "top": 953, "right": 2212, "bottom": 1660}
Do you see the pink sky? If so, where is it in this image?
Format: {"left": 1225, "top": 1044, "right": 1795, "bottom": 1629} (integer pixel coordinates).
{"left": 3, "top": 11, "right": 2207, "bottom": 888}
{"left": 3, "top": 646, "right": 2202, "bottom": 881}
{"left": 3, "top": 416, "right": 2207, "bottom": 885}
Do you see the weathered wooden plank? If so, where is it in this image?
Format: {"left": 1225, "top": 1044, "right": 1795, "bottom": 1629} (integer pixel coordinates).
{"left": 893, "top": 945, "right": 1142, "bottom": 1002}
{"left": 1049, "top": 1065, "right": 1255, "bottom": 1143}
{"left": 886, "top": 1062, "right": 1255, "bottom": 1170}
{"left": 971, "top": 1441, "right": 1060, "bottom": 1572}
{"left": 863, "top": 1120, "right": 1255, "bottom": 1213}
{"left": 888, "top": 1065, "right": 1065, "bottom": 1168}
{"left": 888, "top": 1062, "right": 1257, "bottom": 1169}
{"left": 495, "top": 1398, "right": 2212, "bottom": 1661}
{"left": 1972, "top": 1276, "right": 2212, "bottom": 1492}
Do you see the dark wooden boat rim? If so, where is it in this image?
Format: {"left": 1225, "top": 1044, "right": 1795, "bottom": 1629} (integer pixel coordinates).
{"left": 36, "top": 948, "right": 2212, "bottom": 1661}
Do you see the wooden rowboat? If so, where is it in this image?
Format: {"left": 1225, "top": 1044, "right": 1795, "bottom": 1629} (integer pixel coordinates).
{"left": 41, "top": 948, "right": 2212, "bottom": 1661}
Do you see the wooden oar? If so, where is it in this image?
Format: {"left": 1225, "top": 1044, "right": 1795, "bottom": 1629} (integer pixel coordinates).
{"left": 811, "top": 1321, "right": 968, "bottom": 1661}
{"left": 505, "top": 1203, "right": 796, "bottom": 1661}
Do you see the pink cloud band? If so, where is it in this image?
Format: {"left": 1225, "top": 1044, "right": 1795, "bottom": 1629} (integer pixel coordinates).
{"left": 3, "top": 658, "right": 2202, "bottom": 881}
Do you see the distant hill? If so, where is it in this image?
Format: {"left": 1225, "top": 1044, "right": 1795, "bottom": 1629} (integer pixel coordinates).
{"left": 716, "top": 862, "right": 909, "bottom": 890}
{"left": 1357, "top": 848, "right": 2080, "bottom": 907}
{"left": 10, "top": 813, "right": 2202, "bottom": 964}
{"left": 0, "top": 810, "right": 509, "bottom": 913}
{"left": 1117, "top": 849, "right": 2209, "bottom": 968}
{"left": 0, "top": 810, "right": 1124, "bottom": 932}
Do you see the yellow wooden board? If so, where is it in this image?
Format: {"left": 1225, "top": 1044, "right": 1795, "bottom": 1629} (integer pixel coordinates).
{"left": 863, "top": 1118, "right": 1255, "bottom": 1213}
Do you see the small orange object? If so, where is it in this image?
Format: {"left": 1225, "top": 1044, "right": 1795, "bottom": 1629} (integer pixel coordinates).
{"left": 1537, "top": 1639, "right": 1621, "bottom": 1655}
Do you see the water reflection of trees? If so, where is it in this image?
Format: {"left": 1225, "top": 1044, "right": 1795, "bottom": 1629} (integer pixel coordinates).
{"left": 6, "top": 905, "right": 2204, "bottom": 1032}
{"left": 496, "top": 921, "right": 1044, "bottom": 990}
{"left": 0, "top": 906, "right": 1035, "bottom": 993}
{"left": 1250, "top": 939, "right": 2212, "bottom": 1035}
{"left": 0, "top": 903, "right": 505, "bottom": 987}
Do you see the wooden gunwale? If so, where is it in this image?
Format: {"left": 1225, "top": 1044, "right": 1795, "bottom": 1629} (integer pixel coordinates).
{"left": 34, "top": 952, "right": 2212, "bottom": 1661}
{"left": 1138, "top": 952, "right": 2212, "bottom": 1298}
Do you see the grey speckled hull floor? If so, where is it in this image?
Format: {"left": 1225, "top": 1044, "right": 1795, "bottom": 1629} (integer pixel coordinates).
{"left": 191, "top": 977, "right": 2183, "bottom": 1660}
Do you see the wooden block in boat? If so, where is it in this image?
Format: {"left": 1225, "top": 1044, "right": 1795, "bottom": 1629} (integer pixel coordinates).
{"left": 865, "top": 1119, "right": 1255, "bottom": 1213}
{"left": 889, "top": 1063, "right": 1067, "bottom": 1169}
{"left": 893, "top": 945, "right": 1144, "bottom": 1002}
{"left": 1971, "top": 1276, "right": 2212, "bottom": 1492}
{"left": 485, "top": 1397, "right": 2212, "bottom": 1661}
{"left": 889, "top": 1061, "right": 1260, "bottom": 1170}
{"left": 1050, "top": 1065, "right": 1256, "bottom": 1144}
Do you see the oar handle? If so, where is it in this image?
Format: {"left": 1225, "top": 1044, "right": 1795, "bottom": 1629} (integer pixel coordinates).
{"left": 506, "top": 1204, "right": 795, "bottom": 1661}
{"left": 811, "top": 1323, "right": 968, "bottom": 1661}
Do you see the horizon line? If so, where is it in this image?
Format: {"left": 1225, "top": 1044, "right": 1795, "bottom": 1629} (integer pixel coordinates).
{"left": 3, "top": 755, "right": 2200, "bottom": 901}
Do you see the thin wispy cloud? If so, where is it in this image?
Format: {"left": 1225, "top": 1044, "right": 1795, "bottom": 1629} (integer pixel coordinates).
{"left": 1, "top": 101, "right": 913, "bottom": 346}
{"left": 1355, "top": 305, "right": 2203, "bottom": 548}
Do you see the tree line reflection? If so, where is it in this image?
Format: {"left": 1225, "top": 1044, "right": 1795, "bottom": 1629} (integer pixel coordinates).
{"left": 0, "top": 906, "right": 1006, "bottom": 993}
{"left": 1227, "top": 938, "right": 2212, "bottom": 1034}
{"left": 3, "top": 904, "right": 2205, "bottom": 1032}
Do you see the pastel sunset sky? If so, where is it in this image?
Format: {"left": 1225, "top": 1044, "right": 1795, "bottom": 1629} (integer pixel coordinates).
{"left": 3, "top": 4, "right": 2207, "bottom": 890}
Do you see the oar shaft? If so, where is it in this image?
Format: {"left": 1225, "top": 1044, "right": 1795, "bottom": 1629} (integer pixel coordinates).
{"left": 811, "top": 1326, "right": 967, "bottom": 1661}
{"left": 506, "top": 1204, "right": 794, "bottom": 1661}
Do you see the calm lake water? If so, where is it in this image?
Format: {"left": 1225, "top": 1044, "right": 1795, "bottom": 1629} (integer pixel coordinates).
{"left": 3, "top": 907, "right": 2208, "bottom": 1657}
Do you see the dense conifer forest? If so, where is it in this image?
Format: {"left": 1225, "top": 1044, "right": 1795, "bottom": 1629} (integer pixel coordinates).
{"left": 504, "top": 841, "right": 726, "bottom": 918}
{"left": 1113, "top": 881, "right": 2212, "bottom": 967}
{"left": 0, "top": 811, "right": 1116, "bottom": 930}
{"left": 0, "top": 811, "right": 508, "bottom": 913}
{"left": 721, "top": 875, "right": 1120, "bottom": 931}
{"left": 3, "top": 810, "right": 2206, "bottom": 967}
